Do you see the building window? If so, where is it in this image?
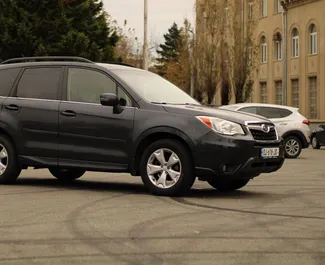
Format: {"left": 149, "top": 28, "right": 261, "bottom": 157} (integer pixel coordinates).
{"left": 309, "top": 24, "right": 317, "bottom": 55}
{"left": 260, "top": 82, "right": 267, "bottom": 103}
{"left": 292, "top": 28, "right": 299, "bottom": 58}
{"left": 309, "top": 77, "right": 317, "bottom": 119}
{"left": 225, "top": 7, "right": 229, "bottom": 25}
{"left": 274, "top": 32, "right": 282, "bottom": 60}
{"left": 275, "top": 0, "right": 283, "bottom": 13}
{"left": 275, "top": 81, "right": 282, "bottom": 105}
{"left": 248, "top": 0, "right": 254, "bottom": 21}
{"left": 291, "top": 79, "right": 299, "bottom": 108}
{"left": 261, "top": 36, "right": 267, "bottom": 63}
{"left": 262, "top": 0, "right": 267, "bottom": 17}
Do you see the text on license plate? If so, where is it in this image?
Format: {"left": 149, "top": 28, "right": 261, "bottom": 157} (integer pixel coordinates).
{"left": 261, "top": 147, "right": 279, "bottom": 158}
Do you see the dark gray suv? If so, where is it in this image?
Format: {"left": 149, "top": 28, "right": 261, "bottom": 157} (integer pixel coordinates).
{"left": 0, "top": 57, "right": 285, "bottom": 196}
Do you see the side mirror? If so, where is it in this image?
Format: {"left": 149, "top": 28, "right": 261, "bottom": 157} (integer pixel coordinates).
{"left": 100, "top": 93, "right": 119, "bottom": 107}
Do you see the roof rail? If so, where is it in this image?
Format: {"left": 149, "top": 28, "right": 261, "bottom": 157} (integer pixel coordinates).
{"left": 102, "top": 61, "right": 136, "bottom": 68}
{"left": 0, "top": 56, "right": 93, "bottom": 65}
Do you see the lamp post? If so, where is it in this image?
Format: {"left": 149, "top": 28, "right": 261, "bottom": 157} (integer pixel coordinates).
{"left": 143, "top": 0, "right": 149, "bottom": 70}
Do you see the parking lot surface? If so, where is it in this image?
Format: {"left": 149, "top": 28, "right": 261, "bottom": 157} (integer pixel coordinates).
{"left": 0, "top": 148, "right": 324, "bottom": 265}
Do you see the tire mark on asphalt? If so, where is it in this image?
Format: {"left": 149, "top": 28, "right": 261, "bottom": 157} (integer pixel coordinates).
{"left": 170, "top": 197, "right": 325, "bottom": 220}
{"left": 66, "top": 194, "right": 165, "bottom": 265}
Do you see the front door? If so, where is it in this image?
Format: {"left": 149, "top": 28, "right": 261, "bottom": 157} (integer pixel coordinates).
{"left": 58, "top": 67, "right": 135, "bottom": 170}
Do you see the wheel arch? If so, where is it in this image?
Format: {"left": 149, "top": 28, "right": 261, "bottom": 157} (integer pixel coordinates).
{"left": 282, "top": 130, "right": 308, "bottom": 148}
{"left": 130, "top": 127, "right": 195, "bottom": 176}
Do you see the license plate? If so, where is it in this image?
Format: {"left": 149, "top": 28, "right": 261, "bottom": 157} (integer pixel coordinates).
{"left": 261, "top": 147, "right": 279, "bottom": 158}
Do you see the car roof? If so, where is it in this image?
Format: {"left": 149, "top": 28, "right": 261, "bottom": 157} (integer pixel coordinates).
{"left": 220, "top": 103, "right": 299, "bottom": 112}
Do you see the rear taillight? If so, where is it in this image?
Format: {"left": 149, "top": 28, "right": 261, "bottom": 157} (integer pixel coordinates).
{"left": 303, "top": 120, "right": 310, "bottom": 126}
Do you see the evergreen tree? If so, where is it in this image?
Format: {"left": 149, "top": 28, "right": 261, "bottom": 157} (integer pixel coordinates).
{"left": 0, "top": 0, "right": 119, "bottom": 62}
{"left": 155, "top": 22, "right": 181, "bottom": 76}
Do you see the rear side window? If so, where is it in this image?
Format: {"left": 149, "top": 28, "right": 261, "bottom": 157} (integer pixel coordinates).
{"left": 0, "top": 68, "right": 21, "bottom": 97}
{"left": 279, "top": 109, "right": 292, "bottom": 117}
{"left": 16, "top": 68, "right": 62, "bottom": 100}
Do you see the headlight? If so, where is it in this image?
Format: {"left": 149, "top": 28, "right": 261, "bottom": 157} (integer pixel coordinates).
{"left": 196, "top": 116, "right": 245, "bottom": 136}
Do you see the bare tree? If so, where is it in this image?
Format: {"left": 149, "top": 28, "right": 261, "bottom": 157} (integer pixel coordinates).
{"left": 195, "top": 0, "right": 222, "bottom": 104}
{"left": 221, "top": 0, "right": 260, "bottom": 104}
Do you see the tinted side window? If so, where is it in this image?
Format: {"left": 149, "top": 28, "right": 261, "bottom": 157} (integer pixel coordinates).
{"left": 280, "top": 109, "right": 292, "bottom": 117}
{"left": 17, "top": 68, "right": 61, "bottom": 100}
{"left": 258, "top": 107, "right": 282, "bottom": 118}
{"left": 240, "top": 107, "right": 258, "bottom": 114}
{"left": 67, "top": 68, "right": 116, "bottom": 104}
{"left": 67, "top": 68, "right": 133, "bottom": 106}
{"left": 0, "top": 68, "right": 21, "bottom": 97}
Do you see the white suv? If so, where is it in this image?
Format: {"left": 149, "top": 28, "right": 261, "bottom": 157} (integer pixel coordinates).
{"left": 220, "top": 103, "right": 311, "bottom": 158}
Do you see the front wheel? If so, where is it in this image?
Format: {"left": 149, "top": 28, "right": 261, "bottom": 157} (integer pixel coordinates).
{"left": 207, "top": 179, "right": 250, "bottom": 192}
{"left": 48, "top": 168, "right": 85, "bottom": 181}
{"left": 311, "top": 136, "right": 321, "bottom": 149}
{"left": 140, "top": 139, "right": 196, "bottom": 196}
{"left": 284, "top": 136, "right": 302, "bottom": 158}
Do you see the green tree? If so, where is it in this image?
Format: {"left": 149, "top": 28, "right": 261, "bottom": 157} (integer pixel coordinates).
{"left": 155, "top": 22, "right": 181, "bottom": 76}
{"left": 0, "top": 0, "right": 119, "bottom": 62}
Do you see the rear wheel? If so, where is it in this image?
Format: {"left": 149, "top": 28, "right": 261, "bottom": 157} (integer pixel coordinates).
{"left": 49, "top": 168, "right": 85, "bottom": 181}
{"left": 140, "top": 139, "right": 195, "bottom": 196}
{"left": 0, "top": 135, "right": 21, "bottom": 184}
{"left": 311, "top": 136, "right": 321, "bottom": 149}
{"left": 207, "top": 179, "right": 250, "bottom": 192}
{"left": 284, "top": 136, "right": 302, "bottom": 158}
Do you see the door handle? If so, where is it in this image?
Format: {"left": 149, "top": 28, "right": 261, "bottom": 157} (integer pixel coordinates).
{"left": 60, "top": 110, "right": 76, "bottom": 117}
{"left": 5, "top": 104, "right": 19, "bottom": 111}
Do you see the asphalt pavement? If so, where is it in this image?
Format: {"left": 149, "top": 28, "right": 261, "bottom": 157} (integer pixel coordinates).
{"left": 0, "top": 148, "right": 324, "bottom": 265}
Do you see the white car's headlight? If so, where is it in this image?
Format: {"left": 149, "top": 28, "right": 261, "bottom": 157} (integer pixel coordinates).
{"left": 196, "top": 116, "right": 245, "bottom": 136}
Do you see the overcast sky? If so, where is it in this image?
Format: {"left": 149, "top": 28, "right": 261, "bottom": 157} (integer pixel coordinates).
{"left": 102, "top": 0, "right": 196, "bottom": 45}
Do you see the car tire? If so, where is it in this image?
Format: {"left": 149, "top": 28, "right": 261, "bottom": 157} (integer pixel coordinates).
{"left": 0, "top": 135, "right": 22, "bottom": 184}
{"left": 48, "top": 168, "right": 85, "bottom": 181}
{"left": 284, "top": 136, "right": 302, "bottom": 158}
{"left": 207, "top": 179, "right": 250, "bottom": 192}
{"left": 139, "top": 139, "right": 196, "bottom": 196}
{"left": 311, "top": 136, "right": 321, "bottom": 149}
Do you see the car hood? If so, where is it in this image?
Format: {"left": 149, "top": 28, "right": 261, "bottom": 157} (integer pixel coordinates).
{"left": 163, "top": 104, "right": 271, "bottom": 125}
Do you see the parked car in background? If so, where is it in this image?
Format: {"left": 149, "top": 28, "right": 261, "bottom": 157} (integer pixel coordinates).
{"left": 219, "top": 103, "right": 311, "bottom": 159}
{"left": 311, "top": 124, "right": 325, "bottom": 149}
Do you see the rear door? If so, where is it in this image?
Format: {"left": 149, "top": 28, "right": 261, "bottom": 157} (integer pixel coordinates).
{"left": 2, "top": 66, "right": 63, "bottom": 165}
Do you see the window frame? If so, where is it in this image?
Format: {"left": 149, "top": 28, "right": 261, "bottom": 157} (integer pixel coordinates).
{"left": 62, "top": 66, "right": 135, "bottom": 107}
{"left": 248, "top": 1, "right": 254, "bottom": 21}
{"left": 309, "top": 24, "right": 317, "bottom": 55}
{"left": 292, "top": 28, "right": 299, "bottom": 58}
{"left": 275, "top": 80, "right": 283, "bottom": 105}
{"left": 261, "top": 0, "right": 268, "bottom": 17}
{"left": 261, "top": 36, "right": 267, "bottom": 63}
{"left": 260, "top": 82, "right": 267, "bottom": 103}
{"left": 308, "top": 76, "right": 317, "bottom": 119}
{"left": 291, "top": 79, "right": 299, "bottom": 108}
{"left": 13, "top": 66, "right": 63, "bottom": 101}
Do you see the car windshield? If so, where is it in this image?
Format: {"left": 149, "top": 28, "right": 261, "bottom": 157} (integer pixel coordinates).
{"left": 110, "top": 69, "right": 200, "bottom": 105}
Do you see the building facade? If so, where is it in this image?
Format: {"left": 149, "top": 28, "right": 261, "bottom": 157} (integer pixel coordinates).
{"left": 196, "top": 0, "right": 325, "bottom": 122}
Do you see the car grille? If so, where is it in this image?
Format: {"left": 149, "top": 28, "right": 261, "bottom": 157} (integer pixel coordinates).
{"left": 247, "top": 123, "right": 277, "bottom": 141}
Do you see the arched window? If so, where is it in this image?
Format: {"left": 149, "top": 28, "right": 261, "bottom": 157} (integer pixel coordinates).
{"left": 274, "top": 32, "right": 282, "bottom": 60}
{"left": 261, "top": 36, "right": 267, "bottom": 63}
{"left": 309, "top": 24, "right": 317, "bottom": 55}
{"left": 292, "top": 28, "right": 299, "bottom": 58}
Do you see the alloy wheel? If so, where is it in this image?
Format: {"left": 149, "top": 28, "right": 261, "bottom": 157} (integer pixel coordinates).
{"left": 146, "top": 148, "right": 182, "bottom": 189}
{"left": 0, "top": 144, "right": 8, "bottom": 176}
{"left": 285, "top": 139, "right": 300, "bottom": 156}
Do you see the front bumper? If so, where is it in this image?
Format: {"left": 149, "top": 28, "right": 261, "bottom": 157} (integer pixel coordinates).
{"left": 194, "top": 131, "right": 285, "bottom": 180}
